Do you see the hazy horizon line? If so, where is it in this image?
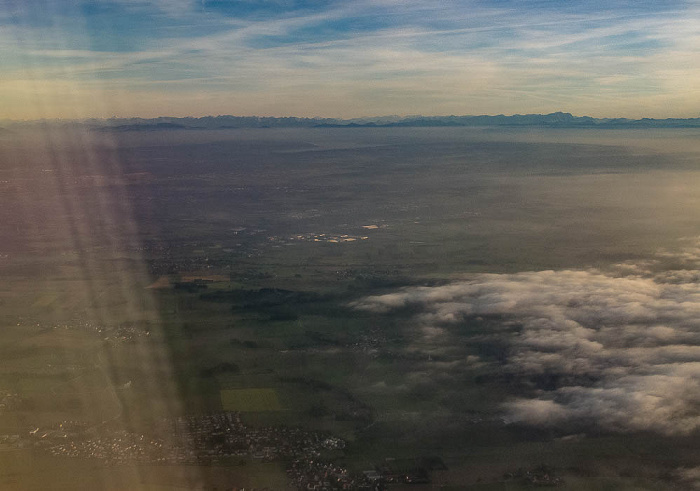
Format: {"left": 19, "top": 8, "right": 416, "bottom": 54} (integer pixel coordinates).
{"left": 3, "top": 111, "right": 700, "bottom": 125}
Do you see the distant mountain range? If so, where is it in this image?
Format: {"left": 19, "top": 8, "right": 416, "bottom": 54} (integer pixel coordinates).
{"left": 8, "top": 113, "right": 700, "bottom": 130}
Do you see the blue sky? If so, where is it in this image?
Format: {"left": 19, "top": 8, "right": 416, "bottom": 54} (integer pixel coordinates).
{"left": 1, "top": 0, "right": 699, "bottom": 119}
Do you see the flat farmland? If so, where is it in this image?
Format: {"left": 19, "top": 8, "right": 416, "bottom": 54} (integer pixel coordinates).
{"left": 220, "top": 388, "right": 282, "bottom": 412}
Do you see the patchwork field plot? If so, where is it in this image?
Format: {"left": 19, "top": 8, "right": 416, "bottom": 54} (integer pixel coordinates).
{"left": 220, "top": 388, "right": 282, "bottom": 412}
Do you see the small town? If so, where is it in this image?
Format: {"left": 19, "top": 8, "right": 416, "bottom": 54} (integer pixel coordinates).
{"left": 15, "top": 412, "right": 389, "bottom": 489}
{"left": 13, "top": 316, "right": 151, "bottom": 344}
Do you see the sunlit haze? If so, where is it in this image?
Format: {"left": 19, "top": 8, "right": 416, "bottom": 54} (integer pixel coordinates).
{"left": 2, "top": 2, "right": 700, "bottom": 490}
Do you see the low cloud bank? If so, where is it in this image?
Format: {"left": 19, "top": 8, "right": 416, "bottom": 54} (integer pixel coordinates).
{"left": 676, "top": 467, "right": 700, "bottom": 488}
{"left": 352, "top": 241, "right": 700, "bottom": 435}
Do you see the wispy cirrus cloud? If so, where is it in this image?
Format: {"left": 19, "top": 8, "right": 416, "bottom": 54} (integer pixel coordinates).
{"left": 2, "top": 0, "right": 699, "bottom": 118}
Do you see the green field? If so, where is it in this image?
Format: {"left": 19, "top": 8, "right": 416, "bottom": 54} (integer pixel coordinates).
{"left": 220, "top": 388, "right": 282, "bottom": 412}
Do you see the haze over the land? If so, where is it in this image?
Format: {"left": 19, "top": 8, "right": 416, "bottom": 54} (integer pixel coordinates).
{"left": 2, "top": 0, "right": 700, "bottom": 120}
{"left": 5, "top": 112, "right": 700, "bottom": 129}
{"left": 2, "top": 118, "right": 700, "bottom": 489}
{"left": 3, "top": 1, "right": 700, "bottom": 488}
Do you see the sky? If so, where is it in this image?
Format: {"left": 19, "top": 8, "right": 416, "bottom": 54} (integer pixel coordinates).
{"left": 1, "top": 0, "right": 699, "bottom": 120}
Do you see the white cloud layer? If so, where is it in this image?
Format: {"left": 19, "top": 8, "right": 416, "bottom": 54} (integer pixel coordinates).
{"left": 352, "top": 240, "right": 700, "bottom": 435}
{"left": 676, "top": 466, "right": 700, "bottom": 488}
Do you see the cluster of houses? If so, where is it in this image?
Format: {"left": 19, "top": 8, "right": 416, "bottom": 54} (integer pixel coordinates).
{"left": 288, "top": 459, "right": 380, "bottom": 490}
{"left": 170, "top": 412, "right": 345, "bottom": 464}
{"left": 272, "top": 233, "right": 370, "bottom": 245}
{"left": 14, "top": 316, "right": 150, "bottom": 344}
{"left": 30, "top": 412, "right": 344, "bottom": 469}
{"left": 19, "top": 412, "right": 453, "bottom": 489}
{"left": 503, "top": 465, "right": 564, "bottom": 487}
